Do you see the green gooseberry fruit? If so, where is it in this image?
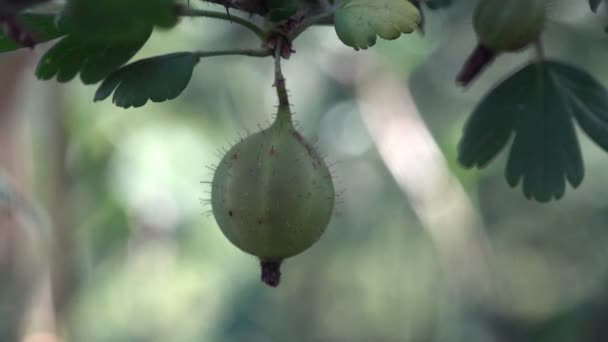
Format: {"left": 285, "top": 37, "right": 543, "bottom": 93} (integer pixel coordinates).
{"left": 211, "top": 110, "right": 335, "bottom": 287}
{"left": 474, "top": 0, "right": 546, "bottom": 52}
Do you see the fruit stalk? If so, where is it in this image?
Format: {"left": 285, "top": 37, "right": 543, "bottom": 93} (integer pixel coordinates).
{"left": 273, "top": 37, "right": 292, "bottom": 125}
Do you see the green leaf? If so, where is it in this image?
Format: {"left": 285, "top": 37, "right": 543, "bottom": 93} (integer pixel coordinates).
{"left": 265, "top": 0, "right": 298, "bottom": 21}
{"left": 459, "top": 61, "right": 589, "bottom": 202}
{"left": 57, "top": 0, "right": 177, "bottom": 42}
{"left": 504, "top": 81, "right": 583, "bottom": 202}
{"left": 550, "top": 63, "right": 608, "bottom": 154}
{"left": 0, "top": 14, "right": 64, "bottom": 53}
{"left": 94, "top": 52, "right": 198, "bottom": 109}
{"left": 334, "top": 0, "right": 421, "bottom": 50}
{"left": 35, "top": 28, "right": 151, "bottom": 84}
{"left": 590, "top": 0, "right": 603, "bottom": 12}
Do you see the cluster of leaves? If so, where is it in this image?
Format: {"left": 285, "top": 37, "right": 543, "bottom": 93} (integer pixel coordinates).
{"left": 1, "top": 0, "right": 425, "bottom": 107}
{"left": 459, "top": 61, "right": 608, "bottom": 202}
{"left": 3, "top": 0, "right": 608, "bottom": 202}
{"left": 12, "top": 0, "right": 197, "bottom": 109}
{"left": 457, "top": 0, "right": 608, "bottom": 202}
{"left": 333, "top": 0, "right": 421, "bottom": 50}
{"left": 331, "top": 0, "right": 607, "bottom": 202}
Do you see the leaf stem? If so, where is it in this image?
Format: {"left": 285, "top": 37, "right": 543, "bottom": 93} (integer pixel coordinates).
{"left": 177, "top": 6, "right": 266, "bottom": 40}
{"left": 193, "top": 48, "right": 272, "bottom": 59}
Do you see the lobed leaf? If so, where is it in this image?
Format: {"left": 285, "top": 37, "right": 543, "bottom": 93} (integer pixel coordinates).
{"left": 504, "top": 65, "right": 583, "bottom": 202}
{"left": 94, "top": 52, "right": 199, "bottom": 109}
{"left": 334, "top": 0, "right": 421, "bottom": 50}
{"left": 550, "top": 63, "right": 608, "bottom": 154}
{"left": 458, "top": 61, "right": 601, "bottom": 202}
{"left": 35, "top": 28, "right": 151, "bottom": 84}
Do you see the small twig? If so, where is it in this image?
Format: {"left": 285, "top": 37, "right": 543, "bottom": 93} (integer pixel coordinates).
{"left": 193, "top": 48, "right": 272, "bottom": 59}
{"left": 177, "top": 6, "right": 266, "bottom": 40}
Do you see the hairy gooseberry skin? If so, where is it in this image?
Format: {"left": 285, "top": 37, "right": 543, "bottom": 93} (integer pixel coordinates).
{"left": 474, "top": 0, "right": 546, "bottom": 52}
{"left": 211, "top": 120, "right": 334, "bottom": 262}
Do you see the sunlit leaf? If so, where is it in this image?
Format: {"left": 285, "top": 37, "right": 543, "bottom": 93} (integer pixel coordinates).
{"left": 35, "top": 28, "right": 151, "bottom": 84}
{"left": 334, "top": 0, "right": 421, "bottom": 50}
{"left": 503, "top": 82, "right": 583, "bottom": 202}
{"left": 94, "top": 52, "right": 199, "bottom": 109}
{"left": 0, "top": 14, "right": 64, "bottom": 52}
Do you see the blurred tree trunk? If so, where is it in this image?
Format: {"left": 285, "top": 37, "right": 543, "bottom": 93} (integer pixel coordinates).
{"left": 0, "top": 53, "right": 32, "bottom": 183}
{"left": 44, "top": 67, "right": 78, "bottom": 327}
{"left": 0, "top": 49, "right": 77, "bottom": 340}
{"left": 0, "top": 51, "right": 39, "bottom": 341}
